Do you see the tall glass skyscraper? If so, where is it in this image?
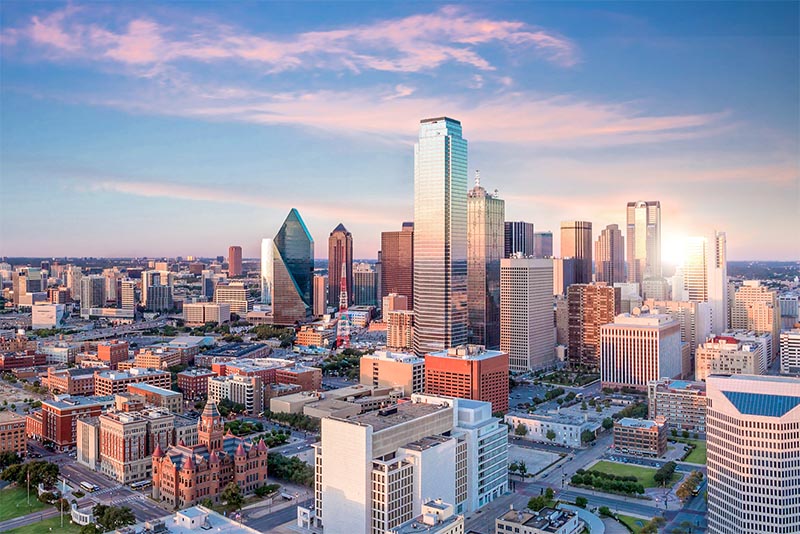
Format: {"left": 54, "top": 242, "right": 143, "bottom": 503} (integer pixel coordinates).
{"left": 626, "top": 200, "right": 661, "bottom": 284}
{"left": 468, "top": 172, "right": 505, "bottom": 349}
{"left": 260, "top": 238, "right": 273, "bottom": 305}
{"left": 327, "top": 223, "right": 353, "bottom": 309}
{"left": 413, "top": 117, "right": 468, "bottom": 355}
{"left": 272, "top": 208, "right": 314, "bottom": 325}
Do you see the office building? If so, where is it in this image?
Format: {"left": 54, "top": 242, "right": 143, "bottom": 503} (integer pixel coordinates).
{"left": 94, "top": 368, "right": 172, "bottom": 396}
{"left": 706, "top": 375, "right": 800, "bottom": 534}
{"left": 176, "top": 368, "right": 217, "bottom": 399}
{"left": 388, "top": 500, "right": 464, "bottom": 534}
{"left": 354, "top": 264, "right": 378, "bottom": 306}
{"left": 504, "top": 221, "right": 534, "bottom": 258}
{"left": 613, "top": 417, "right": 667, "bottom": 457}
{"left": 695, "top": 334, "right": 766, "bottom": 382}
{"left": 275, "top": 365, "right": 322, "bottom": 392}
{"left": 32, "top": 303, "right": 67, "bottom": 329}
{"left": 387, "top": 310, "right": 414, "bottom": 351}
{"left": 134, "top": 347, "right": 182, "bottom": 370}
{"left": 80, "top": 275, "right": 106, "bottom": 316}
{"left": 183, "top": 302, "right": 231, "bottom": 326}
{"left": 359, "top": 351, "right": 425, "bottom": 395}
{"left": 12, "top": 267, "right": 44, "bottom": 306}
{"left": 778, "top": 294, "right": 799, "bottom": 329}
{"left": 495, "top": 507, "right": 582, "bottom": 534}
{"left": 684, "top": 232, "right": 728, "bottom": 334}
{"left": 600, "top": 308, "right": 683, "bottom": 391}
{"left": 328, "top": 223, "right": 353, "bottom": 308}
{"left": 118, "top": 278, "right": 137, "bottom": 310}
{"left": 272, "top": 208, "right": 314, "bottom": 325}
{"left": 500, "top": 258, "right": 555, "bottom": 372}
{"left": 127, "top": 383, "right": 183, "bottom": 414}
{"left": 614, "top": 282, "right": 642, "bottom": 313}
{"left": 43, "top": 367, "right": 96, "bottom": 395}
{"left": 647, "top": 378, "right": 707, "bottom": 434}
{"left": 626, "top": 201, "right": 661, "bottom": 284}
{"left": 260, "top": 238, "right": 272, "bottom": 304}
{"left": 295, "top": 324, "right": 334, "bottom": 348}
{"left": 152, "top": 402, "right": 269, "bottom": 509}
{"left": 313, "top": 394, "right": 508, "bottom": 532}
{"left": 595, "top": 224, "right": 625, "bottom": 285}
{"left": 65, "top": 265, "right": 83, "bottom": 301}
{"left": 381, "top": 222, "right": 414, "bottom": 306}
{"left": 142, "top": 270, "right": 174, "bottom": 309}
{"left": 31, "top": 395, "right": 115, "bottom": 450}
{"left": 552, "top": 257, "right": 577, "bottom": 296}
{"left": 413, "top": 117, "right": 468, "bottom": 355}
{"left": 560, "top": 221, "right": 592, "bottom": 284}
{"left": 383, "top": 293, "right": 409, "bottom": 313}
{"left": 425, "top": 345, "right": 509, "bottom": 413}
{"left": 645, "top": 299, "right": 712, "bottom": 358}
{"left": 208, "top": 375, "right": 264, "bottom": 415}
{"left": 228, "top": 246, "right": 242, "bottom": 277}
{"left": 567, "top": 283, "right": 620, "bottom": 370}
{"left": 214, "top": 282, "right": 248, "bottom": 315}
{"left": 533, "top": 231, "right": 553, "bottom": 259}
{"left": 39, "top": 342, "right": 78, "bottom": 365}
{"left": 97, "top": 340, "right": 130, "bottom": 369}
{"left": 503, "top": 412, "right": 600, "bottom": 448}
{"left": 201, "top": 270, "right": 225, "bottom": 300}
{"left": 730, "top": 281, "right": 780, "bottom": 361}
{"left": 781, "top": 329, "right": 800, "bottom": 374}
{"left": 313, "top": 275, "right": 328, "bottom": 316}
{"left": 468, "top": 174, "right": 504, "bottom": 348}
{"left": 48, "top": 286, "right": 70, "bottom": 304}
{"left": 0, "top": 412, "right": 26, "bottom": 456}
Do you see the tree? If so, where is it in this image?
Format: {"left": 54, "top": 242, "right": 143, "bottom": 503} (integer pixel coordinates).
{"left": 580, "top": 430, "right": 596, "bottom": 444}
{"left": 602, "top": 418, "right": 614, "bottom": 431}
{"left": 0, "top": 451, "right": 21, "bottom": 469}
{"left": 93, "top": 504, "right": 136, "bottom": 532}
{"left": 546, "top": 429, "right": 556, "bottom": 441}
{"left": 682, "top": 430, "right": 690, "bottom": 439}
{"left": 1, "top": 461, "right": 59, "bottom": 487}
{"left": 575, "top": 496, "right": 588, "bottom": 508}
{"left": 80, "top": 525, "right": 99, "bottom": 534}
{"left": 515, "top": 423, "right": 527, "bottom": 436}
{"left": 527, "top": 495, "right": 549, "bottom": 511}
{"left": 580, "top": 401, "right": 588, "bottom": 411}
{"left": 221, "top": 482, "right": 244, "bottom": 511}
{"left": 598, "top": 506, "right": 613, "bottom": 517}
{"left": 545, "top": 487, "right": 554, "bottom": 500}
{"left": 517, "top": 461, "right": 527, "bottom": 478}
{"left": 671, "top": 428, "right": 678, "bottom": 437}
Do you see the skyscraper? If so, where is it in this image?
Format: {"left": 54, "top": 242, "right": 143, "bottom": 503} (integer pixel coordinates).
{"left": 500, "top": 257, "right": 555, "bottom": 372}
{"left": 260, "top": 238, "right": 272, "bottom": 305}
{"left": 503, "top": 221, "right": 534, "bottom": 258}
{"left": 353, "top": 264, "right": 378, "bottom": 306}
{"left": 706, "top": 375, "right": 800, "bottom": 534}
{"left": 560, "top": 221, "right": 593, "bottom": 284}
{"left": 79, "top": 275, "right": 106, "bottom": 313}
{"left": 227, "top": 246, "right": 242, "bottom": 277}
{"left": 380, "top": 222, "right": 414, "bottom": 306}
{"left": 595, "top": 224, "right": 625, "bottom": 285}
{"left": 272, "top": 208, "right": 314, "bottom": 326}
{"left": 313, "top": 275, "right": 328, "bottom": 317}
{"left": 412, "top": 117, "right": 468, "bottom": 355}
{"left": 684, "top": 231, "right": 728, "bottom": 334}
{"left": 468, "top": 172, "right": 504, "bottom": 349}
{"left": 567, "top": 283, "right": 620, "bottom": 370}
{"left": 626, "top": 201, "right": 661, "bottom": 284}
{"left": 533, "top": 231, "right": 553, "bottom": 258}
{"left": 731, "top": 280, "right": 781, "bottom": 360}
{"left": 327, "top": 223, "right": 353, "bottom": 309}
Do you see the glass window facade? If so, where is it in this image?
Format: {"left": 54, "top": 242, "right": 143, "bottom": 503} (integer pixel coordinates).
{"left": 272, "top": 208, "right": 314, "bottom": 325}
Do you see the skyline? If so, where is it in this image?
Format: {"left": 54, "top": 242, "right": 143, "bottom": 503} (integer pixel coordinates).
{"left": 1, "top": 2, "right": 798, "bottom": 261}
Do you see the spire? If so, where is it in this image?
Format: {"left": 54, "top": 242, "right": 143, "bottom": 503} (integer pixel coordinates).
{"left": 332, "top": 223, "right": 349, "bottom": 234}
{"left": 235, "top": 442, "right": 246, "bottom": 456}
{"left": 257, "top": 439, "right": 268, "bottom": 453}
{"left": 202, "top": 400, "right": 221, "bottom": 418}
{"left": 183, "top": 454, "right": 195, "bottom": 471}
{"left": 153, "top": 443, "right": 164, "bottom": 458}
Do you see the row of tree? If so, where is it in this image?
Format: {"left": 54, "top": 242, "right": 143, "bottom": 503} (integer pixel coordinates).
{"left": 676, "top": 470, "right": 703, "bottom": 501}
{"left": 263, "top": 410, "right": 320, "bottom": 432}
{"left": 653, "top": 461, "right": 677, "bottom": 487}
{"left": 571, "top": 471, "right": 645, "bottom": 495}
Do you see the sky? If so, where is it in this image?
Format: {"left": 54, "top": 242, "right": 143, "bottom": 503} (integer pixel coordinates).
{"left": 0, "top": 1, "right": 798, "bottom": 262}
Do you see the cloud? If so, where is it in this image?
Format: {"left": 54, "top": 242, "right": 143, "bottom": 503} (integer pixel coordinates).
{"left": 5, "top": 5, "right": 579, "bottom": 72}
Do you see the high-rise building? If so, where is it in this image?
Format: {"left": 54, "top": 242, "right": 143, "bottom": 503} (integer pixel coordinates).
{"left": 533, "top": 231, "right": 553, "bottom": 258}
{"left": 380, "top": 222, "right": 414, "bottom": 306}
{"left": 183, "top": 303, "right": 231, "bottom": 326}
{"left": 12, "top": 267, "right": 44, "bottom": 306}
{"left": 359, "top": 351, "right": 425, "bottom": 395}
{"left": 695, "top": 334, "right": 767, "bottom": 382}
{"left": 706, "top": 375, "right": 800, "bottom": 534}
{"left": 424, "top": 345, "right": 509, "bottom": 413}
{"left": 141, "top": 270, "right": 173, "bottom": 309}
{"left": 102, "top": 268, "right": 120, "bottom": 304}
{"left": 780, "top": 329, "right": 800, "bottom": 374}
{"left": 595, "top": 224, "right": 625, "bottom": 285}
{"left": 313, "top": 275, "right": 328, "bottom": 317}
{"left": 272, "top": 208, "right": 314, "bottom": 325}
{"left": 80, "top": 275, "right": 106, "bottom": 315}
{"left": 227, "top": 246, "right": 242, "bottom": 277}
{"left": 387, "top": 310, "right": 414, "bottom": 352}
{"left": 118, "top": 279, "right": 137, "bottom": 310}
{"left": 65, "top": 265, "right": 82, "bottom": 301}
{"left": 560, "top": 221, "right": 593, "bottom": 284}
{"left": 145, "top": 285, "right": 173, "bottom": 312}
{"left": 412, "top": 117, "right": 468, "bottom": 355}
{"left": 468, "top": 173, "right": 504, "bottom": 349}
{"left": 328, "top": 224, "right": 353, "bottom": 309}
{"left": 313, "top": 394, "right": 508, "bottom": 532}
{"left": 567, "top": 283, "right": 620, "bottom": 370}
{"left": 683, "top": 231, "right": 728, "bottom": 334}
{"left": 500, "top": 258, "right": 555, "bottom": 372}
{"left": 383, "top": 293, "right": 409, "bottom": 313}
{"left": 214, "top": 282, "right": 248, "bottom": 315}
{"left": 730, "top": 280, "right": 780, "bottom": 361}
{"left": 647, "top": 378, "right": 707, "bottom": 434}
{"left": 552, "top": 257, "right": 577, "bottom": 296}
{"left": 353, "top": 264, "right": 378, "bottom": 306}
{"left": 503, "top": 221, "right": 534, "bottom": 258}
{"left": 260, "top": 238, "right": 272, "bottom": 305}
{"left": 600, "top": 308, "right": 683, "bottom": 391}
{"left": 644, "top": 299, "right": 712, "bottom": 357}
{"left": 626, "top": 201, "right": 661, "bottom": 284}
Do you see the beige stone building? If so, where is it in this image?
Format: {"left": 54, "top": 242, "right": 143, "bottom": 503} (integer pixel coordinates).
{"left": 730, "top": 281, "right": 780, "bottom": 361}
{"left": 359, "top": 350, "right": 425, "bottom": 395}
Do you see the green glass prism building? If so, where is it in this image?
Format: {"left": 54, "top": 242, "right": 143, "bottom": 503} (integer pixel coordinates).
{"left": 412, "top": 117, "right": 469, "bottom": 355}
{"left": 271, "top": 208, "right": 314, "bottom": 325}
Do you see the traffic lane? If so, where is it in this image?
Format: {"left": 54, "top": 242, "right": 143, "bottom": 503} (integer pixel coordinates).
{"left": 244, "top": 498, "right": 313, "bottom": 532}
{"left": 60, "top": 463, "right": 117, "bottom": 491}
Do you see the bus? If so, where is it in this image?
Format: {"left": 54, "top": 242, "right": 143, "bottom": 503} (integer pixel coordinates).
{"left": 131, "top": 480, "right": 152, "bottom": 490}
{"left": 80, "top": 481, "right": 100, "bottom": 493}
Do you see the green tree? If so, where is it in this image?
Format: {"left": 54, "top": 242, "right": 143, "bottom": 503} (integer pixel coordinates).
{"left": 545, "top": 487, "right": 554, "bottom": 500}
{"left": 580, "top": 401, "right": 588, "bottom": 411}
{"left": 517, "top": 461, "right": 527, "bottom": 478}
{"left": 509, "top": 462, "right": 518, "bottom": 475}
{"left": 575, "top": 496, "right": 588, "bottom": 508}
{"left": 602, "top": 417, "right": 614, "bottom": 430}
{"left": 598, "top": 506, "right": 613, "bottom": 517}
{"left": 93, "top": 504, "right": 136, "bottom": 532}
{"left": 546, "top": 429, "right": 556, "bottom": 441}
{"left": 80, "top": 525, "right": 99, "bottom": 534}
{"left": 580, "top": 430, "right": 596, "bottom": 444}
{"left": 527, "top": 495, "right": 549, "bottom": 511}
{"left": 221, "top": 482, "right": 244, "bottom": 511}
{"left": 200, "top": 498, "right": 214, "bottom": 509}
{"left": 515, "top": 423, "right": 527, "bottom": 436}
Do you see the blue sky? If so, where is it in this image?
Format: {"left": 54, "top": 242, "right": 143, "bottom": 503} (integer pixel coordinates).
{"left": 1, "top": 1, "right": 797, "bottom": 261}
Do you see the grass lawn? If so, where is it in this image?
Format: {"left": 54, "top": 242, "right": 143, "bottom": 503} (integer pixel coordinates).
{"left": 676, "top": 439, "right": 707, "bottom": 464}
{"left": 0, "top": 486, "right": 48, "bottom": 522}
{"left": 589, "top": 461, "right": 679, "bottom": 488}
{"left": 617, "top": 514, "right": 649, "bottom": 533}
{"left": 5, "top": 516, "right": 81, "bottom": 534}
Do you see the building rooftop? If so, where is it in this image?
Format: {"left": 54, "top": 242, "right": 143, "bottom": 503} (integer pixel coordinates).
{"left": 364, "top": 351, "right": 425, "bottom": 364}
{"left": 123, "top": 506, "right": 261, "bottom": 534}
{"left": 498, "top": 507, "right": 578, "bottom": 533}
{"left": 0, "top": 411, "right": 25, "bottom": 423}
{"left": 95, "top": 368, "right": 169, "bottom": 379}
{"left": 204, "top": 342, "right": 268, "bottom": 358}
{"left": 617, "top": 417, "right": 660, "bottom": 429}
{"left": 127, "top": 382, "right": 181, "bottom": 396}
{"left": 427, "top": 345, "right": 506, "bottom": 362}
{"left": 177, "top": 368, "right": 217, "bottom": 377}
{"left": 343, "top": 402, "right": 450, "bottom": 432}
{"left": 401, "top": 435, "right": 453, "bottom": 452}
{"left": 44, "top": 395, "right": 115, "bottom": 410}
{"left": 507, "top": 411, "right": 598, "bottom": 428}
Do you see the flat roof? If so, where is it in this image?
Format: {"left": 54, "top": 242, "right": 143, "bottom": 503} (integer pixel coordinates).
{"left": 45, "top": 395, "right": 115, "bottom": 409}
{"left": 0, "top": 411, "right": 25, "bottom": 423}
{"left": 95, "top": 368, "right": 169, "bottom": 379}
{"left": 205, "top": 342, "right": 267, "bottom": 357}
{"left": 342, "top": 402, "right": 449, "bottom": 432}
{"left": 617, "top": 417, "right": 659, "bottom": 428}
{"left": 124, "top": 506, "right": 261, "bottom": 534}
{"left": 127, "top": 382, "right": 181, "bottom": 396}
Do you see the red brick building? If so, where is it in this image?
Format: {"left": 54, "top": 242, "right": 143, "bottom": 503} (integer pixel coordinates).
{"left": 42, "top": 367, "right": 96, "bottom": 395}
{"left": 152, "top": 401, "right": 268, "bottom": 509}
{"left": 275, "top": 365, "right": 322, "bottom": 392}
{"left": 94, "top": 368, "right": 171, "bottom": 396}
{"left": 0, "top": 411, "right": 27, "bottom": 456}
{"left": 176, "top": 368, "right": 217, "bottom": 399}
{"left": 0, "top": 351, "right": 45, "bottom": 370}
{"left": 97, "top": 340, "right": 130, "bottom": 370}
{"left": 34, "top": 396, "right": 115, "bottom": 450}
{"left": 424, "top": 345, "right": 509, "bottom": 414}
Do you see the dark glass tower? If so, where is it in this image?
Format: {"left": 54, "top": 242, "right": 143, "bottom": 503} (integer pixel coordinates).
{"left": 272, "top": 208, "right": 314, "bottom": 325}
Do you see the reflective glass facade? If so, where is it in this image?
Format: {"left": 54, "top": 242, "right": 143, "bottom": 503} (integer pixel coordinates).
{"left": 626, "top": 200, "right": 661, "bottom": 284}
{"left": 272, "top": 208, "right": 314, "bottom": 325}
{"left": 413, "top": 117, "right": 468, "bottom": 355}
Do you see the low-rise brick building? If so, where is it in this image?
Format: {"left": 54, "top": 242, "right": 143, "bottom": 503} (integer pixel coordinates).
{"left": 613, "top": 417, "right": 668, "bottom": 457}
{"left": 33, "top": 395, "right": 115, "bottom": 450}
{"left": 176, "top": 368, "right": 217, "bottom": 399}
{"left": 43, "top": 367, "right": 96, "bottom": 396}
{"left": 127, "top": 383, "right": 184, "bottom": 414}
{"left": 0, "top": 411, "right": 27, "bottom": 456}
{"left": 94, "top": 368, "right": 171, "bottom": 396}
